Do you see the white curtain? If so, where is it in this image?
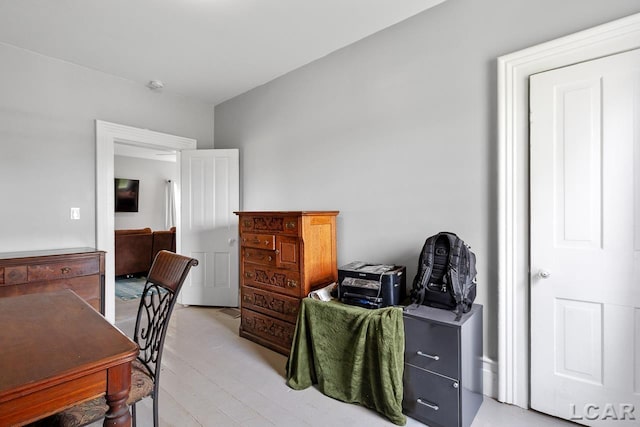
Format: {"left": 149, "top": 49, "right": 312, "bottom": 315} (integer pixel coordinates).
{"left": 165, "top": 180, "right": 177, "bottom": 229}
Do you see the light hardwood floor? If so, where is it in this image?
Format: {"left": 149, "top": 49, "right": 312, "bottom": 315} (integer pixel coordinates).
{"left": 106, "top": 299, "right": 576, "bottom": 427}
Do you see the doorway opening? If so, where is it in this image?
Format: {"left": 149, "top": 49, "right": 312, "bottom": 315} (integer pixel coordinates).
{"left": 96, "top": 120, "right": 197, "bottom": 323}
{"left": 113, "top": 143, "right": 178, "bottom": 325}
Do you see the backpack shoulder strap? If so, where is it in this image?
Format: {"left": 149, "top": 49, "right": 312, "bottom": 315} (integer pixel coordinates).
{"left": 445, "top": 234, "right": 465, "bottom": 320}
{"left": 411, "top": 235, "right": 437, "bottom": 305}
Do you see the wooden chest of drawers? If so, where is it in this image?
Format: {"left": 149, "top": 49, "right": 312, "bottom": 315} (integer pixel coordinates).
{"left": 0, "top": 248, "right": 105, "bottom": 314}
{"left": 235, "top": 211, "right": 338, "bottom": 355}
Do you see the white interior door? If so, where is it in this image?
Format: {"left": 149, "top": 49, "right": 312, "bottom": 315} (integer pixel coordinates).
{"left": 179, "top": 149, "right": 239, "bottom": 307}
{"left": 530, "top": 49, "right": 640, "bottom": 425}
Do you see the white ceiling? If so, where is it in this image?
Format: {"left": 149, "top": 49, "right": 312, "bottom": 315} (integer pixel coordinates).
{"left": 0, "top": 0, "right": 445, "bottom": 105}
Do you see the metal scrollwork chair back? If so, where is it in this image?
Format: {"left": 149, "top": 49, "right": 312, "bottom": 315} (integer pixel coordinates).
{"left": 36, "top": 250, "right": 198, "bottom": 427}
{"left": 131, "top": 250, "right": 198, "bottom": 426}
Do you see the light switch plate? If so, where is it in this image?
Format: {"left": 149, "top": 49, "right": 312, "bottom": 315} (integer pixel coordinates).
{"left": 70, "top": 207, "right": 80, "bottom": 220}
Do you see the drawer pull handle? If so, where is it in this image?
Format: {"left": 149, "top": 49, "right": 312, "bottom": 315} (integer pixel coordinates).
{"left": 417, "top": 399, "right": 439, "bottom": 411}
{"left": 417, "top": 351, "right": 439, "bottom": 361}
{"left": 267, "top": 256, "right": 273, "bottom": 262}
{"left": 243, "top": 220, "right": 252, "bottom": 227}
{"left": 285, "top": 221, "right": 296, "bottom": 229}
{"left": 264, "top": 240, "right": 270, "bottom": 246}
{"left": 245, "top": 272, "right": 254, "bottom": 279}
{"left": 287, "top": 279, "right": 297, "bottom": 288}
{"left": 61, "top": 267, "right": 71, "bottom": 274}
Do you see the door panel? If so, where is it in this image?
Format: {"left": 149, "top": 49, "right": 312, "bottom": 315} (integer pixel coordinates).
{"left": 552, "top": 78, "right": 602, "bottom": 248}
{"left": 276, "top": 235, "right": 298, "bottom": 270}
{"left": 179, "top": 149, "right": 239, "bottom": 307}
{"left": 554, "top": 298, "right": 602, "bottom": 384}
{"left": 530, "top": 49, "right": 640, "bottom": 425}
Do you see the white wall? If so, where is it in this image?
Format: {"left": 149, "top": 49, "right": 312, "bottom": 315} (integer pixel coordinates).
{"left": 0, "top": 43, "right": 213, "bottom": 253}
{"left": 114, "top": 155, "right": 176, "bottom": 231}
{"left": 214, "top": 0, "right": 640, "bottom": 373}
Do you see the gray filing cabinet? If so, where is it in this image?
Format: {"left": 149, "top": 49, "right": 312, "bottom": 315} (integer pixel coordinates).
{"left": 402, "top": 304, "right": 483, "bottom": 427}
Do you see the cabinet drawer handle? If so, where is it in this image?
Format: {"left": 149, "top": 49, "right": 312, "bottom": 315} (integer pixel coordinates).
{"left": 417, "top": 350, "right": 439, "bottom": 361}
{"left": 267, "top": 256, "right": 273, "bottom": 262}
{"left": 285, "top": 221, "right": 296, "bottom": 229}
{"left": 243, "top": 220, "right": 252, "bottom": 227}
{"left": 264, "top": 240, "right": 270, "bottom": 246}
{"left": 286, "top": 279, "right": 297, "bottom": 288}
{"left": 61, "top": 267, "right": 71, "bottom": 274}
{"left": 417, "top": 398, "right": 439, "bottom": 411}
{"left": 245, "top": 272, "right": 254, "bottom": 279}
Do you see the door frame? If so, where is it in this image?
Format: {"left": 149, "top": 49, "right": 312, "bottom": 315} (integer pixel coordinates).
{"left": 497, "top": 12, "right": 640, "bottom": 409}
{"left": 96, "top": 120, "right": 196, "bottom": 323}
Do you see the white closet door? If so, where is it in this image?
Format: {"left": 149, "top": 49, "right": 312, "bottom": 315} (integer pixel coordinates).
{"left": 530, "top": 48, "right": 640, "bottom": 425}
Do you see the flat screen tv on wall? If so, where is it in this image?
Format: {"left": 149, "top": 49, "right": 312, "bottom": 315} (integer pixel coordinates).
{"left": 115, "top": 178, "right": 139, "bottom": 212}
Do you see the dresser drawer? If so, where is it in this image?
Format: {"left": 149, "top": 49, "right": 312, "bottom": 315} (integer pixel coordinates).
{"left": 403, "top": 364, "right": 460, "bottom": 427}
{"left": 240, "top": 215, "right": 299, "bottom": 235}
{"left": 241, "top": 233, "right": 276, "bottom": 250}
{"left": 242, "top": 286, "right": 300, "bottom": 323}
{"left": 28, "top": 257, "right": 100, "bottom": 282}
{"left": 242, "top": 264, "right": 301, "bottom": 298}
{"left": 404, "top": 315, "right": 459, "bottom": 379}
{"left": 243, "top": 248, "right": 277, "bottom": 267}
{"left": 0, "top": 266, "right": 27, "bottom": 285}
{"left": 240, "top": 308, "right": 296, "bottom": 354}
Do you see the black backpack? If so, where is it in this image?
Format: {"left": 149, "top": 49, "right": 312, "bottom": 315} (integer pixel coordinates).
{"left": 410, "top": 232, "right": 477, "bottom": 320}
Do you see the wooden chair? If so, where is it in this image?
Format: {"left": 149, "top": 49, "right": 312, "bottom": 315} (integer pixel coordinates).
{"left": 36, "top": 250, "right": 198, "bottom": 427}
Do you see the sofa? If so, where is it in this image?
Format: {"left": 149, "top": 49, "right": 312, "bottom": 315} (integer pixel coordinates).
{"left": 115, "top": 227, "right": 176, "bottom": 277}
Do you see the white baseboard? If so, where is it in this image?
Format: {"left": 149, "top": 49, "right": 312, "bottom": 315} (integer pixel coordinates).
{"left": 483, "top": 357, "right": 498, "bottom": 399}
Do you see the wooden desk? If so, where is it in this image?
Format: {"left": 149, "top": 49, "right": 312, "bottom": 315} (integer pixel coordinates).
{"left": 0, "top": 290, "right": 139, "bottom": 426}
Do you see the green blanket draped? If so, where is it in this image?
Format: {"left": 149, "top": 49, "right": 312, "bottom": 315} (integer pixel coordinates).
{"left": 286, "top": 298, "right": 406, "bottom": 425}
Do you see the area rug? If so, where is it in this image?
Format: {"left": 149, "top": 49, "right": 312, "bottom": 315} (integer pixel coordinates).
{"left": 115, "top": 277, "right": 147, "bottom": 300}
